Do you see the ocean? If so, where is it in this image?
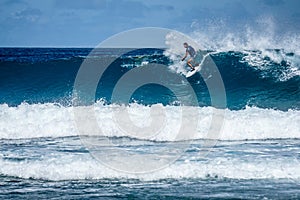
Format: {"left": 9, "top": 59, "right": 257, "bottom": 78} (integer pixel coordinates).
{"left": 0, "top": 46, "right": 299, "bottom": 199}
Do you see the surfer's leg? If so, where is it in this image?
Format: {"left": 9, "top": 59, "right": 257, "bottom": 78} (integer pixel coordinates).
{"left": 187, "top": 58, "right": 195, "bottom": 70}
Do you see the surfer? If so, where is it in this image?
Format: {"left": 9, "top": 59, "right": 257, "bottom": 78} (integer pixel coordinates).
{"left": 181, "top": 42, "right": 197, "bottom": 71}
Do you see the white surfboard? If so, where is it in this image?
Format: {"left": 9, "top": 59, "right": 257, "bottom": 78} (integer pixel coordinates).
{"left": 185, "top": 65, "right": 201, "bottom": 78}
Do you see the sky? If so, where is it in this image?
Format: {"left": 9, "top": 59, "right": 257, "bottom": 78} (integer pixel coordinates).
{"left": 0, "top": 0, "right": 299, "bottom": 47}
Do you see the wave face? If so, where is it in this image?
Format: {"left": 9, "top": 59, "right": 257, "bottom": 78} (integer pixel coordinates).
{"left": 0, "top": 48, "right": 299, "bottom": 110}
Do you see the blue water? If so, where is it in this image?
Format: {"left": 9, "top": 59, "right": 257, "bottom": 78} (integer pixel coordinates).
{"left": 1, "top": 48, "right": 299, "bottom": 110}
{"left": 0, "top": 48, "right": 299, "bottom": 199}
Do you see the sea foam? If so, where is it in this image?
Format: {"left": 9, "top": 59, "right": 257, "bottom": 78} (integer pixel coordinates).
{"left": 0, "top": 102, "right": 299, "bottom": 141}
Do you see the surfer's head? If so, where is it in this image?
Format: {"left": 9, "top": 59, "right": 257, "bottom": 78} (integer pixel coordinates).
{"left": 183, "top": 42, "right": 188, "bottom": 48}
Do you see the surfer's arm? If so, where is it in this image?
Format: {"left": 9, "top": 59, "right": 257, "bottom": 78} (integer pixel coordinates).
{"left": 181, "top": 51, "right": 188, "bottom": 61}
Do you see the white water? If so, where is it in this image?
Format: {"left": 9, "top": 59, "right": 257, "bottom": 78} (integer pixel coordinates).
{"left": 190, "top": 16, "right": 300, "bottom": 54}
{"left": 0, "top": 103, "right": 299, "bottom": 140}
{"left": 1, "top": 147, "right": 299, "bottom": 181}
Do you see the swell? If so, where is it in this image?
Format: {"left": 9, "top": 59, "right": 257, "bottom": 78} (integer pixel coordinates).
{"left": 0, "top": 59, "right": 81, "bottom": 106}
{"left": 0, "top": 48, "right": 299, "bottom": 110}
{"left": 210, "top": 51, "right": 300, "bottom": 110}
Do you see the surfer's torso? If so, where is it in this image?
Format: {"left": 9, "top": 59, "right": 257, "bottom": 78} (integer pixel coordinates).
{"left": 186, "top": 45, "right": 196, "bottom": 58}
